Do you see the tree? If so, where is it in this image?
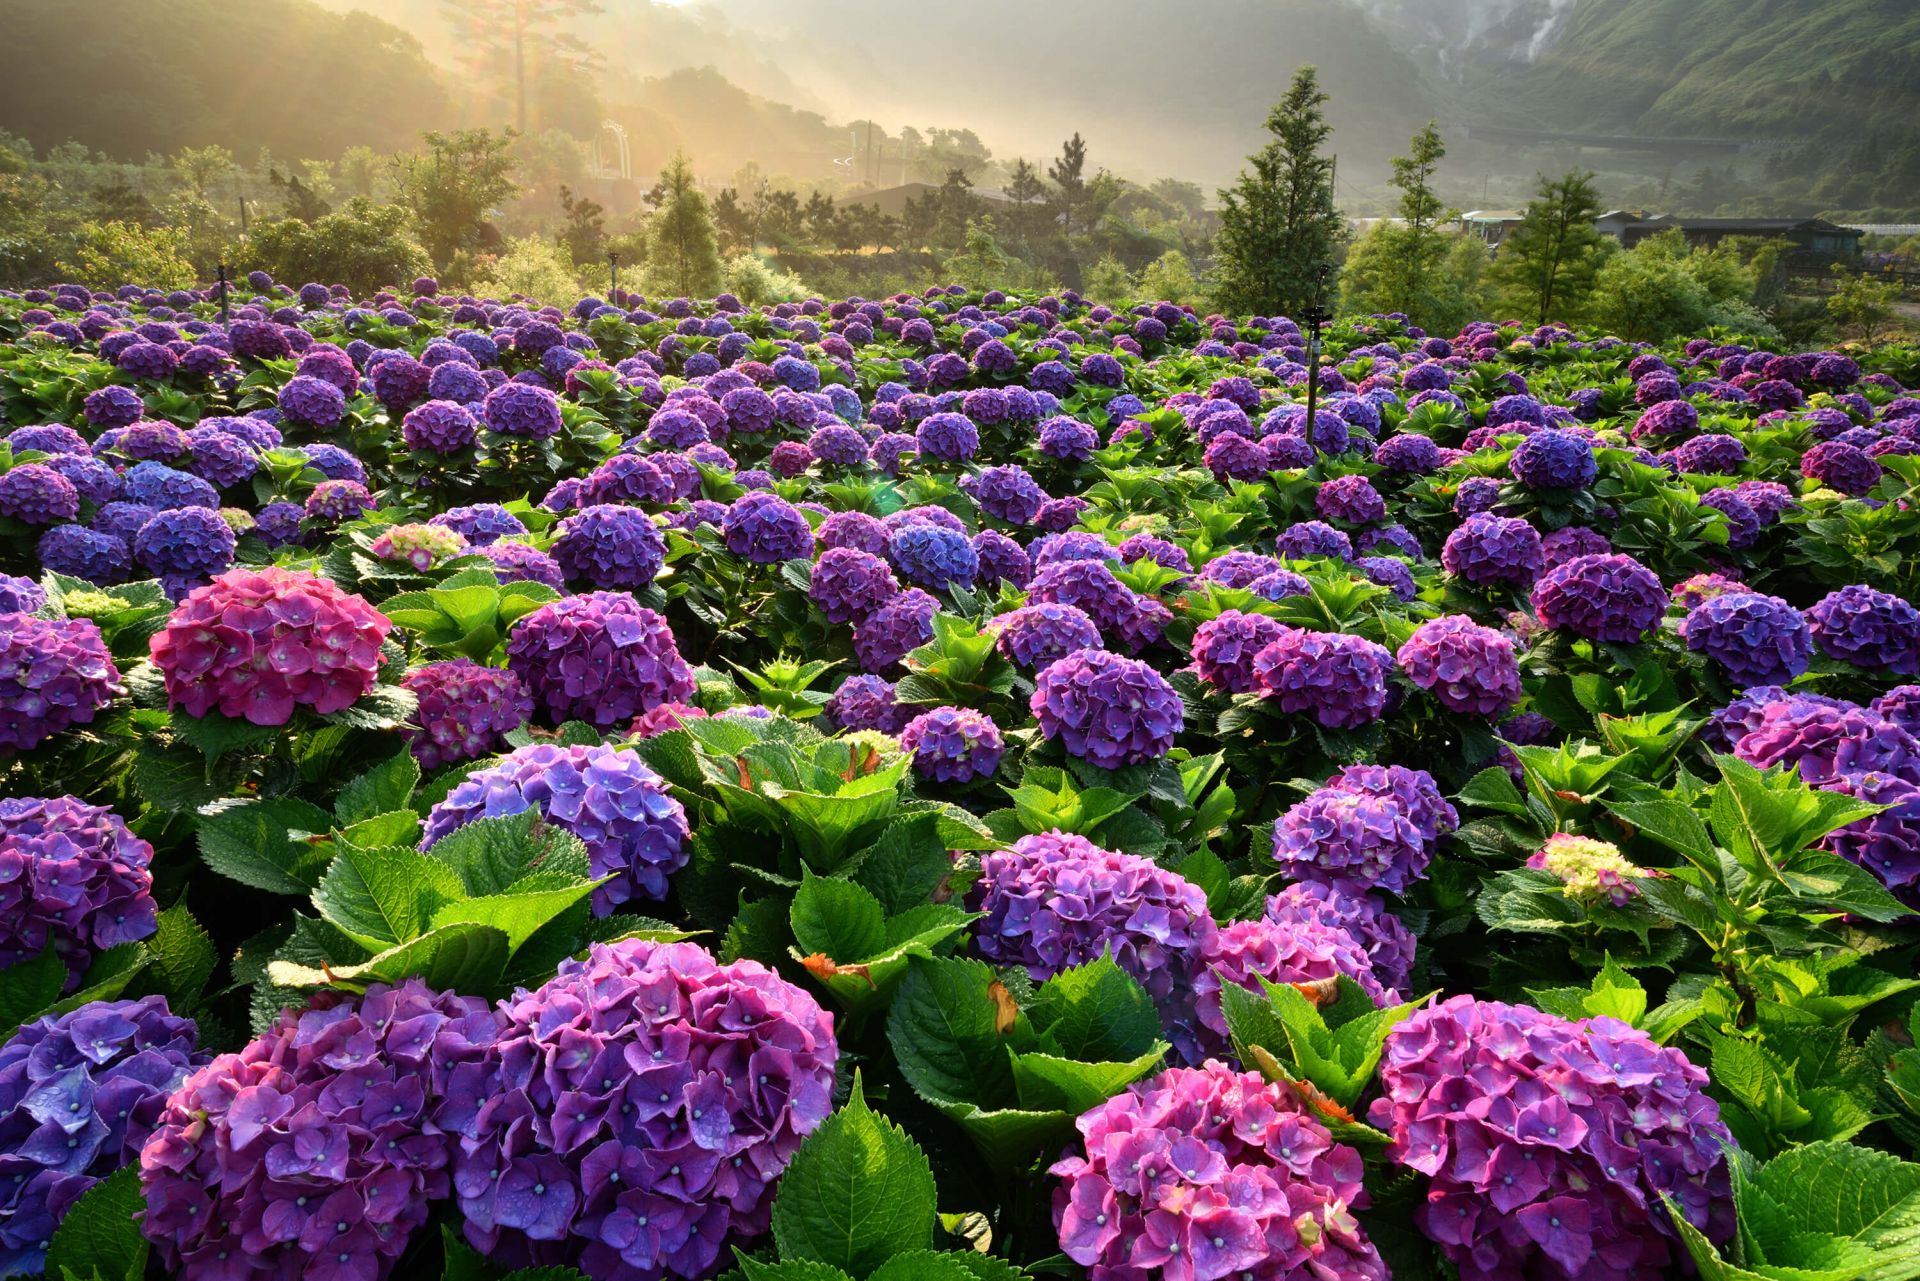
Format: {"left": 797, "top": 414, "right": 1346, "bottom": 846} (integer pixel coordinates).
{"left": 557, "top": 184, "right": 605, "bottom": 265}
{"left": 948, "top": 216, "right": 1010, "bottom": 291}
{"left": 392, "top": 128, "right": 519, "bottom": 266}
{"left": 1213, "top": 66, "right": 1344, "bottom": 320}
{"left": 171, "top": 145, "right": 234, "bottom": 199}
{"left": 1586, "top": 229, "right": 1776, "bottom": 342}
{"left": 1340, "top": 121, "right": 1461, "bottom": 326}
{"left": 711, "top": 188, "right": 754, "bottom": 255}
{"left": 1826, "top": 265, "right": 1900, "bottom": 341}
{"left": 339, "top": 146, "right": 383, "bottom": 200}
{"left": 441, "top": 0, "right": 601, "bottom": 134}
{"left": 641, "top": 153, "right": 722, "bottom": 299}
{"left": 1049, "top": 133, "right": 1088, "bottom": 237}
{"left": 57, "top": 220, "right": 197, "bottom": 289}
{"left": 1081, "top": 254, "right": 1134, "bottom": 304}
{"left": 245, "top": 198, "right": 432, "bottom": 295}
{"left": 1138, "top": 250, "right": 1205, "bottom": 309}
{"left": 1004, "top": 158, "right": 1049, "bottom": 252}
{"left": 475, "top": 235, "right": 581, "bottom": 302}
{"left": 1493, "top": 170, "right": 1611, "bottom": 323}
{"left": 268, "top": 168, "right": 330, "bottom": 223}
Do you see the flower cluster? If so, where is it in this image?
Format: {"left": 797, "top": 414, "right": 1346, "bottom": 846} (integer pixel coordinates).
{"left": 552, "top": 504, "right": 666, "bottom": 589}
{"left": 0, "top": 997, "right": 205, "bottom": 1275}
{"left": 1805, "top": 584, "right": 1920, "bottom": 675}
{"left": 1271, "top": 765, "right": 1456, "bottom": 895}
{"left": 1191, "top": 609, "right": 1286, "bottom": 695}
{"left": 1051, "top": 1063, "right": 1385, "bottom": 1281}
{"left": 506, "top": 592, "right": 695, "bottom": 729}
{"left": 1442, "top": 514, "right": 1545, "bottom": 587}
{"left": 1193, "top": 915, "right": 1394, "bottom": 1052}
{"left": 1531, "top": 553, "right": 1666, "bottom": 643}
{"left": 1396, "top": 614, "right": 1522, "bottom": 718}
{"left": 1031, "top": 648, "right": 1182, "bottom": 768}
{"left": 0, "top": 795, "right": 156, "bottom": 981}
{"left": 988, "top": 603, "right": 1101, "bottom": 670}
{"left": 0, "top": 614, "right": 122, "bottom": 751}
{"left": 723, "top": 492, "right": 812, "bottom": 563}
{"left": 1527, "top": 833, "right": 1647, "bottom": 906}
{"left": 1265, "top": 881, "right": 1417, "bottom": 997}
{"left": 401, "top": 659, "right": 533, "bottom": 770}
{"left": 1679, "top": 590, "right": 1811, "bottom": 687}
{"left": 140, "top": 982, "right": 501, "bottom": 1281}
{"left": 900, "top": 705, "right": 1004, "bottom": 782}
{"left": 424, "top": 742, "right": 688, "bottom": 911}
{"left": 1252, "top": 627, "right": 1392, "bottom": 729}
{"left": 1371, "top": 996, "right": 1733, "bottom": 1281}
{"left": 808, "top": 547, "right": 900, "bottom": 625}
{"left": 149, "top": 568, "right": 390, "bottom": 725}
{"left": 446, "top": 939, "right": 837, "bottom": 1280}
{"left": 370, "top": 522, "right": 469, "bottom": 572}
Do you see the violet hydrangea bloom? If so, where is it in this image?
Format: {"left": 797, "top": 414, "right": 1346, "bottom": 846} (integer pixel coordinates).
{"left": 988, "top": 603, "right": 1101, "bottom": 670}
{"left": 483, "top": 381, "right": 564, "bottom": 439}
{"left": 1509, "top": 428, "right": 1597, "bottom": 490}
{"left": 1805, "top": 584, "right": 1920, "bottom": 676}
{"left": 479, "top": 541, "right": 566, "bottom": 592}
{"left": 0, "top": 996, "right": 204, "bottom": 1276}
{"left": 1191, "top": 609, "right": 1286, "bottom": 695}
{"left": 552, "top": 505, "right": 666, "bottom": 590}
{"left": 1030, "top": 648, "right": 1182, "bottom": 768}
{"left": 1315, "top": 473, "right": 1387, "bottom": 525}
{"left": 0, "top": 464, "right": 79, "bottom": 526}
{"left": 852, "top": 588, "right": 939, "bottom": 674}
{"left": 1051, "top": 1063, "right": 1385, "bottom": 1281}
{"left": 1396, "top": 614, "right": 1522, "bottom": 718}
{"left": 139, "top": 981, "right": 501, "bottom": 1281}
{"left": 1370, "top": 996, "right": 1733, "bottom": 1281}
{"left": 1270, "top": 765, "right": 1456, "bottom": 895}
{"left": 0, "top": 615, "right": 122, "bottom": 752}
{"left": 823, "top": 673, "right": 908, "bottom": 734}
{"left": 1252, "top": 627, "right": 1391, "bottom": 730}
{"left": 446, "top": 939, "right": 837, "bottom": 1281}
{"left": 809, "top": 547, "right": 901, "bottom": 625}
{"left": 722, "top": 492, "right": 812, "bottom": 564}
{"left": 423, "top": 742, "right": 688, "bottom": 910}
{"left": 149, "top": 568, "right": 389, "bottom": 726}
{"left": 1266, "top": 881, "right": 1416, "bottom": 997}
{"left": 401, "top": 659, "right": 533, "bottom": 770}
{"left": 506, "top": 592, "right": 694, "bottom": 730}
{"left": 1530, "top": 553, "right": 1666, "bottom": 644}
{"left": 1680, "top": 591, "right": 1811, "bottom": 688}
{"left": 1728, "top": 698, "right": 1920, "bottom": 786}
{"left": 0, "top": 574, "right": 45, "bottom": 616}
{"left": 1801, "top": 440, "right": 1880, "bottom": 496}
{"left": 1818, "top": 769, "right": 1920, "bottom": 906}
{"left": 888, "top": 523, "right": 978, "bottom": 593}
{"left": 1442, "top": 514, "right": 1545, "bottom": 587}
{"left": 900, "top": 706, "right": 1004, "bottom": 782}
{"left": 0, "top": 796, "right": 156, "bottom": 981}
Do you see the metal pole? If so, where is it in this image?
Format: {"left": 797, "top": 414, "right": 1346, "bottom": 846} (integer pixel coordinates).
{"left": 1303, "top": 263, "right": 1330, "bottom": 457}
{"left": 608, "top": 251, "right": 619, "bottom": 301}
{"left": 217, "top": 262, "right": 231, "bottom": 325}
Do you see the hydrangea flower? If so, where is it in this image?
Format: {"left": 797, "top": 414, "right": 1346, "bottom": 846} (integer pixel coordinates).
{"left": 150, "top": 568, "right": 389, "bottom": 725}
{"left": 1509, "top": 428, "right": 1597, "bottom": 490}
{"left": 552, "top": 505, "right": 666, "bottom": 590}
{"left": 1031, "top": 649, "right": 1182, "bottom": 768}
{"left": 140, "top": 982, "right": 500, "bottom": 1281}
{"left": 1531, "top": 553, "right": 1666, "bottom": 644}
{"left": 1371, "top": 996, "right": 1733, "bottom": 1281}
{"left": 506, "top": 593, "right": 694, "bottom": 729}
{"left": 915, "top": 411, "right": 979, "bottom": 462}
{"left": 1818, "top": 770, "right": 1920, "bottom": 904}
{"left": 1680, "top": 591, "right": 1811, "bottom": 688}
{"left": 0, "top": 996, "right": 204, "bottom": 1275}
{"left": 483, "top": 382, "right": 564, "bottom": 439}
{"left": 401, "top": 659, "right": 533, "bottom": 770}
{"left": 429, "top": 503, "right": 526, "bottom": 547}
{"left": 1316, "top": 473, "right": 1388, "bottom": 525}
{"left": 1442, "top": 515, "right": 1544, "bottom": 587}
{"left": 424, "top": 742, "right": 687, "bottom": 910}
{"left": 1191, "top": 609, "right": 1286, "bottom": 695}
{"left": 1726, "top": 698, "right": 1918, "bottom": 785}
{"left": 1277, "top": 519, "right": 1354, "bottom": 561}
{"left": 823, "top": 673, "right": 908, "bottom": 734}
{"left": 0, "top": 615, "right": 122, "bottom": 752}
{"left": 0, "top": 464, "right": 79, "bottom": 526}
{"left": 402, "top": 400, "right": 479, "bottom": 453}
{"left": 0, "top": 574, "right": 46, "bottom": 615}
{"left": 1252, "top": 628, "right": 1391, "bottom": 729}
{"left": 306, "top": 478, "right": 375, "bottom": 524}
{"left": 1527, "top": 833, "right": 1646, "bottom": 906}
{"left": 1051, "top": 1063, "right": 1385, "bottom": 1281}
{"left": 1265, "top": 881, "right": 1416, "bottom": 997}
{"left": 370, "top": 522, "right": 469, "bottom": 572}
{"left": 1397, "top": 615, "right": 1522, "bottom": 718}
{"left": 1801, "top": 440, "right": 1880, "bottom": 496}
{"left": 0, "top": 796, "right": 156, "bottom": 980}
{"left": 1270, "top": 765, "right": 1456, "bottom": 896}
{"left": 809, "top": 547, "right": 901, "bottom": 625}
{"left": 887, "top": 523, "right": 978, "bottom": 593}
{"left": 964, "top": 465, "right": 1047, "bottom": 525}
{"left": 988, "top": 603, "right": 1101, "bottom": 670}
{"left": 900, "top": 706, "right": 1004, "bottom": 782}
{"left": 723, "top": 492, "right": 812, "bottom": 564}
{"left": 853, "top": 588, "right": 938, "bottom": 674}
{"left": 1194, "top": 916, "right": 1396, "bottom": 1052}
{"left": 446, "top": 940, "right": 837, "bottom": 1280}
{"left": 1805, "top": 584, "right": 1920, "bottom": 676}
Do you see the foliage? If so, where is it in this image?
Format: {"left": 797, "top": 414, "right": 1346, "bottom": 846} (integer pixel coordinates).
{"left": 55, "top": 220, "right": 197, "bottom": 290}
{"left": 245, "top": 198, "right": 432, "bottom": 296}
{"left": 1214, "top": 65, "right": 1344, "bottom": 319}
{"left": 642, "top": 151, "right": 724, "bottom": 299}
{"left": 1492, "top": 170, "right": 1614, "bottom": 324}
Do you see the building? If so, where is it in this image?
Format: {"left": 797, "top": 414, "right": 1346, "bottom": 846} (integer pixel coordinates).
{"left": 1616, "top": 216, "right": 1862, "bottom": 258}
{"left": 1460, "top": 210, "right": 1526, "bottom": 248}
{"left": 1592, "top": 210, "right": 1649, "bottom": 241}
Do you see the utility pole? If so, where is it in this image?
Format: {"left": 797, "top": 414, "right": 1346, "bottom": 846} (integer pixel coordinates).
{"left": 216, "top": 263, "right": 231, "bottom": 325}
{"left": 1302, "top": 262, "right": 1332, "bottom": 458}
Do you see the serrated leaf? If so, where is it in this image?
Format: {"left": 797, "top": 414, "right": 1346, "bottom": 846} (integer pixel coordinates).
{"left": 0, "top": 948, "right": 67, "bottom": 1041}
{"left": 336, "top": 750, "right": 421, "bottom": 825}
{"left": 735, "top": 1256, "right": 856, "bottom": 1281}
{"left": 143, "top": 905, "right": 216, "bottom": 1010}
{"left": 888, "top": 957, "right": 1018, "bottom": 1109}
{"left": 336, "top": 809, "right": 423, "bottom": 850}
{"left": 790, "top": 873, "right": 887, "bottom": 962}
{"left": 314, "top": 845, "right": 466, "bottom": 949}
{"left": 770, "top": 1073, "right": 938, "bottom": 1276}
{"left": 1010, "top": 1044, "right": 1167, "bottom": 1114}
{"left": 198, "top": 797, "right": 335, "bottom": 894}
{"left": 1025, "top": 952, "right": 1162, "bottom": 1062}
{"left": 268, "top": 921, "right": 509, "bottom": 993}
{"left": 867, "top": 1252, "right": 981, "bottom": 1281}
{"left": 429, "top": 881, "right": 601, "bottom": 956}
{"left": 44, "top": 1165, "right": 146, "bottom": 1281}
{"left": 425, "top": 810, "right": 593, "bottom": 896}
{"left": 851, "top": 814, "right": 953, "bottom": 915}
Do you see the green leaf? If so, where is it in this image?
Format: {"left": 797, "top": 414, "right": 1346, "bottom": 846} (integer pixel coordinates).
{"left": 1607, "top": 796, "right": 1715, "bottom": 867}
{"left": 734, "top": 1257, "right": 856, "bottom": 1281}
{"left": 198, "top": 797, "right": 335, "bottom": 894}
{"left": 1583, "top": 955, "right": 1649, "bottom": 1025}
{"left": 790, "top": 873, "right": 887, "bottom": 963}
{"left": 430, "top": 880, "right": 601, "bottom": 956}
{"left": 167, "top": 708, "right": 279, "bottom": 764}
{"left": 336, "top": 750, "right": 421, "bottom": 826}
{"left": 1755, "top": 1142, "right": 1920, "bottom": 1239}
{"left": 867, "top": 1252, "right": 982, "bottom": 1281}
{"left": 268, "top": 921, "right": 510, "bottom": 993}
{"left": 770, "top": 1072, "right": 938, "bottom": 1277}
{"left": 44, "top": 1166, "right": 147, "bottom": 1281}
{"left": 1025, "top": 952, "right": 1162, "bottom": 1062}
{"left": 851, "top": 814, "right": 954, "bottom": 915}
{"left": 426, "top": 810, "right": 593, "bottom": 896}
{"left": 1010, "top": 1044, "right": 1167, "bottom": 1114}
{"left": 336, "top": 809, "right": 424, "bottom": 850}
{"left": 888, "top": 957, "right": 1018, "bottom": 1109}
{"left": 0, "top": 948, "right": 67, "bottom": 1041}
{"left": 314, "top": 845, "right": 466, "bottom": 949}
{"left": 1457, "top": 765, "right": 1528, "bottom": 815}
{"left": 143, "top": 905, "right": 217, "bottom": 1010}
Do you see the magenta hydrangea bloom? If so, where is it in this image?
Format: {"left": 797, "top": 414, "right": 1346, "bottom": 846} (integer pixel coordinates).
{"left": 1194, "top": 916, "right": 1394, "bottom": 1053}
{"left": 139, "top": 982, "right": 501, "bottom": 1281}
{"left": 1191, "top": 609, "right": 1286, "bottom": 695}
{"left": 1031, "top": 648, "right": 1182, "bottom": 768}
{"left": 1052, "top": 1063, "right": 1385, "bottom": 1281}
{"left": 446, "top": 939, "right": 837, "bottom": 1281}
{"left": 478, "top": 541, "right": 566, "bottom": 591}
{"left": 1729, "top": 698, "right": 1920, "bottom": 786}
{"left": 1442, "top": 515, "right": 1545, "bottom": 587}
{"left": 0, "top": 615, "right": 122, "bottom": 752}
{"left": 1252, "top": 627, "right": 1391, "bottom": 729}
{"left": 972, "top": 831, "right": 1214, "bottom": 1056}
{"left": 1370, "top": 996, "right": 1733, "bottom": 1281}
{"left": 900, "top": 705, "right": 1004, "bottom": 782}
{"left": 988, "top": 603, "right": 1101, "bottom": 670}
{"left": 1265, "top": 881, "right": 1416, "bottom": 997}
{"left": 1271, "top": 765, "right": 1456, "bottom": 895}
{"left": 401, "top": 659, "right": 533, "bottom": 770}
{"left": 1871, "top": 684, "right": 1920, "bottom": 736}
{"left": 506, "top": 592, "right": 694, "bottom": 730}
{"left": 823, "top": 673, "right": 908, "bottom": 734}
{"left": 423, "top": 742, "right": 688, "bottom": 910}
{"left": 1805, "top": 584, "right": 1920, "bottom": 676}
{"left": 1397, "top": 615, "right": 1522, "bottom": 718}
{"left": 1680, "top": 591, "right": 1811, "bottom": 688}
{"left": 1818, "top": 769, "right": 1920, "bottom": 904}
{"left": 0, "top": 796, "right": 156, "bottom": 982}
{"left": 0, "top": 996, "right": 205, "bottom": 1275}
{"left": 1530, "top": 553, "right": 1666, "bottom": 644}
{"left": 149, "top": 568, "right": 390, "bottom": 726}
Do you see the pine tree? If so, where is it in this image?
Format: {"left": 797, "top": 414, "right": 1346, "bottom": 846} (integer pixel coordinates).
{"left": 1213, "top": 65, "right": 1343, "bottom": 319}
{"left": 642, "top": 153, "right": 722, "bottom": 300}
{"left": 1493, "top": 170, "right": 1610, "bottom": 323}
{"left": 1048, "top": 133, "right": 1088, "bottom": 236}
{"left": 1342, "top": 121, "right": 1454, "bottom": 323}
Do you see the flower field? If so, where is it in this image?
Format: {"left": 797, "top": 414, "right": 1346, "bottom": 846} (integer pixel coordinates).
{"left": 1, "top": 274, "right": 1919, "bottom": 1281}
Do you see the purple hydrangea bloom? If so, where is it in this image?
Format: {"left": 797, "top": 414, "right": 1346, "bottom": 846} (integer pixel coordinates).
{"left": 277, "top": 374, "right": 347, "bottom": 428}
{"left": 483, "top": 381, "right": 564, "bottom": 439}
{"left": 971, "top": 529, "right": 1032, "bottom": 589}
{"left": 809, "top": 547, "right": 900, "bottom": 625}
{"left": 424, "top": 742, "right": 688, "bottom": 910}
{"left": 429, "top": 503, "right": 526, "bottom": 547}
{"left": 1266, "top": 881, "right": 1417, "bottom": 997}
{"left": 1805, "top": 584, "right": 1920, "bottom": 675}
{"left": 1193, "top": 915, "right": 1395, "bottom": 1054}
{"left": 479, "top": 541, "right": 566, "bottom": 591}
{"left": 0, "top": 796, "right": 154, "bottom": 980}
{"left": 1205, "top": 432, "right": 1270, "bottom": 482}
{"left": 1632, "top": 399, "right": 1698, "bottom": 439}
{"left": 1252, "top": 628, "right": 1391, "bottom": 729}
{"left": 305, "top": 478, "right": 375, "bottom": 524}
{"left": 1801, "top": 440, "right": 1881, "bottom": 496}
{"left": 915, "top": 411, "right": 979, "bottom": 462}
{"left": 0, "top": 464, "right": 79, "bottom": 526}
{"left": 964, "top": 464, "right": 1048, "bottom": 525}
{"left": 0, "top": 574, "right": 45, "bottom": 615}
{"left": 552, "top": 505, "right": 665, "bottom": 590}
{"left": 1030, "top": 649, "right": 1182, "bottom": 768}
{"left": 823, "top": 673, "right": 908, "bottom": 733}
{"left": 1540, "top": 525, "right": 1612, "bottom": 569}
{"left": 1316, "top": 473, "right": 1387, "bottom": 525}
{"left": 1871, "top": 685, "right": 1920, "bottom": 736}
{"left": 887, "top": 523, "right": 978, "bottom": 592}
{"left": 0, "top": 996, "right": 204, "bottom": 1275}
{"left": 1277, "top": 520, "right": 1355, "bottom": 562}
{"left": 140, "top": 982, "right": 500, "bottom": 1281}
{"left": 1509, "top": 428, "right": 1597, "bottom": 490}
{"left": 853, "top": 588, "right": 939, "bottom": 673}
{"left": 0, "top": 617, "right": 121, "bottom": 753}
{"left": 584, "top": 454, "right": 674, "bottom": 506}
{"left": 900, "top": 706, "right": 1004, "bottom": 782}
{"left": 1453, "top": 476, "right": 1503, "bottom": 517}
{"left": 1397, "top": 614, "right": 1523, "bottom": 718}
{"left": 989, "top": 604, "right": 1101, "bottom": 670}
{"left": 817, "top": 510, "right": 890, "bottom": 557}
{"left": 1531, "top": 553, "right": 1666, "bottom": 643}
{"left": 1728, "top": 699, "right": 1919, "bottom": 785}
{"left": 1191, "top": 609, "right": 1286, "bottom": 695}
{"left": 1680, "top": 591, "right": 1812, "bottom": 688}
{"left": 1371, "top": 996, "right": 1732, "bottom": 1281}
{"left": 446, "top": 939, "right": 837, "bottom": 1280}
{"left": 723, "top": 492, "right": 812, "bottom": 564}
{"left": 1442, "top": 514, "right": 1544, "bottom": 587}
{"left": 402, "top": 400, "right": 480, "bottom": 453}
{"left": 1270, "top": 765, "right": 1456, "bottom": 894}
{"left": 1037, "top": 416, "right": 1098, "bottom": 460}
{"left": 132, "top": 507, "right": 237, "bottom": 582}
{"left": 1818, "top": 770, "right": 1920, "bottom": 904}
{"left": 36, "top": 526, "right": 131, "bottom": 585}
{"left": 1051, "top": 1063, "right": 1385, "bottom": 1281}
{"left": 123, "top": 461, "right": 217, "bottom": 512}
{"left": 1375, "top": 431, "right": 1442, "bottom": 474}
{"left": 1670, "top": 433, "right": 1746, "bottom": 475}
{"left": 401, "top": 659, "right": 533, "bottom": 771}
{"left": 507, "top": 593, "right": 695, "bottom": 729}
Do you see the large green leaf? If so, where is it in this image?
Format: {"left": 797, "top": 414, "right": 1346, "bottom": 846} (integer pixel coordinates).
{"left": 268, "top": 921, "right": 510, "bottom": 993}
{"left": 313, "top": 844, "right": 466, "bottom": 950}
{"left": 44, "top": 1165, "right": 147, "bottom": 1281}
{"left": 1025, "top": 953, "right": 1161, "bottom": 1062}
{"left": 142, "top": 904, "right": 217, "bottom": 1011}
{"left": 888, "top": 957, "right": 1018, "bottom": 1109}
{"left": 789, "top": 873, "right": 887, "bottom": 963}
{"left": 198, "top": 797, "right": 335, "bottom": 894}
{"left": 1010, "top": 1045, "right": 1167, "bottom": 1114}
{"left": 425, "top": 810, "right": 593, "bottom": 896}
{"left": 336, "top": 750, "right": 421, "bottom": 825}
{"left": 430, "top": 881, "right": 602, "bottom": 956}
{"left": 770, "top": 1074, "right": 938, "bottom": 1277}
